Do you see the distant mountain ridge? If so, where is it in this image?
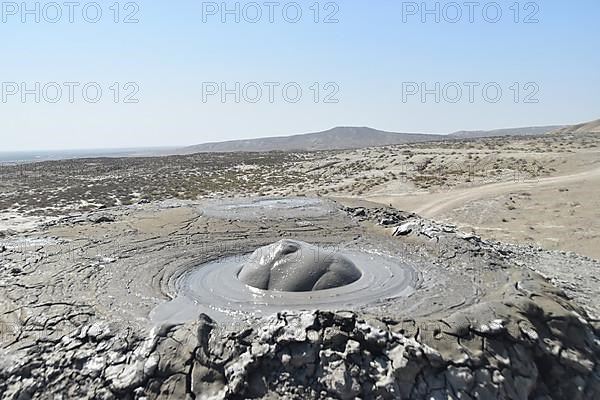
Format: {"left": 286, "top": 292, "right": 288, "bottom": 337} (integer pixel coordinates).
{"left": 551, "top": 119, "right": 600, "bottom": 134}
{"left": 181, "top": 127, "right": 445, "bottom": 153}
{"left": 181, "top": 124, "right": 567, "bottom": 153}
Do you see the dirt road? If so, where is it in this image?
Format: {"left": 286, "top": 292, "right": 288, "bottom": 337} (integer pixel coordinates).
{"left": 368, "top": 166, "right": 600, "bottom": 218}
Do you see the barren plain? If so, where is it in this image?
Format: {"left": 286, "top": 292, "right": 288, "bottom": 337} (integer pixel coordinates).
{"left": 2, "top": 131, "right": 599, "bottom": 257}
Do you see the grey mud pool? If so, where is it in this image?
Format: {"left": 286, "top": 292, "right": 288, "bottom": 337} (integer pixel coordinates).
{"left": 150, "top": 239, "right": 420, "bottom": 323}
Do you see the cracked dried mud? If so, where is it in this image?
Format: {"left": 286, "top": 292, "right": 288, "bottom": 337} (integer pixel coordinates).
{"left": 1, "top": 198, "right": 599, "bottom": 399}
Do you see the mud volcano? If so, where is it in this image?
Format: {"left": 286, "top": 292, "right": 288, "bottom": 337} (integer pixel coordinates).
{"left": 5, "top": 199, "right": 598, "bottom": 399}
{"left": 237, "top": 240, "right": 362, "bottom": 292}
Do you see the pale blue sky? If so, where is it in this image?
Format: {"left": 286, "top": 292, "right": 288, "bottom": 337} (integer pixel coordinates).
{"left": 1, "top": 0, "right": 599, "bottom": 150}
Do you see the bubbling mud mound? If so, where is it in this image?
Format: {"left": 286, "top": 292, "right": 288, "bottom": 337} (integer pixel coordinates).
{"left": 150, "top": 245, "right": 418, "bottom": 323}
{"left": 237, "top": 239, "right": 362, "bottom": 292}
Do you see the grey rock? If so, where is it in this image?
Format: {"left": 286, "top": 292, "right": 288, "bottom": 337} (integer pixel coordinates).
{"left": 446, "top": 366, "right": 475, "bottom": 392}
{"left": 393, "top": 222, "right": 417, "bottom": 236}
{"left": 88, "top": 214, "right": 115, "bottom": 224}
{"left": 560, "top": 348, "right": 595, "bottom": 374}
{"left": 319, "top": 362, "right": 361, "bottom": 400}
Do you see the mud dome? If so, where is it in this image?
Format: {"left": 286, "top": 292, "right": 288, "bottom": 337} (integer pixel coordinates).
{"left": 238, "top": 239, "right": 362, "bottom": 292}
{"left": 150, "top": 244, "right": 418, "bottom": 323}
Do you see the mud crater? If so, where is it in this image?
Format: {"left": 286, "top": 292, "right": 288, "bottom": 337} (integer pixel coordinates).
{"left": 200, "top": 197, "right": 337, "bottom": 220}
{"left": 151, "top": 241, "right": 419, "bottom": 323}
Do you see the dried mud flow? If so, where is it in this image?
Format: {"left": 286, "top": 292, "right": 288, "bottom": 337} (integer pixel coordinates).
{"left": 0, "top": 198, "right": 599, "bottom": 399}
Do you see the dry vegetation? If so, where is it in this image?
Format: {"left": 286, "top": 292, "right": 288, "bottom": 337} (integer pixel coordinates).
{"left": 1, "top": 133, "right": 598, "bottom": 217}
{"left": 1, "top": 132, "right": 599, "bottom": 257}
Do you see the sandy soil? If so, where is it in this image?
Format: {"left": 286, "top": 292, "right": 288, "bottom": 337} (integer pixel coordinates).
{"left": 367, "top": 159, "right": 600, "bottom": 259}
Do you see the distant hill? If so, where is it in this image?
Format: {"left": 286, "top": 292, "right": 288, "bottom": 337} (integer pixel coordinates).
{"left": 449, "top": 125, "right": 564, "bottom": 139}
{"left": 180, "top": 127, "right": 445, "bottom": 153}
{"left": 551, "top": 119, "right": 600, "bottom": 134}
{"left": 180, "top": 124, "right": 573, "bottom": 153}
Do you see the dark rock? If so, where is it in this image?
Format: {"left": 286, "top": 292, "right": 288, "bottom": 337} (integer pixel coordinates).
{"left": 323, "top": 327, "right": 349, "bottom": 351}
{"left": 353, "top": 208, "right": 367, "bottom": 217}
{"left": 88, "top": 214, "right": 115, "bottom": 224}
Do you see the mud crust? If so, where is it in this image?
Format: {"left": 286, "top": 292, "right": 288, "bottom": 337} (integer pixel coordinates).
{"left": 0, "top": 200, "right": 598, "bottom": 399}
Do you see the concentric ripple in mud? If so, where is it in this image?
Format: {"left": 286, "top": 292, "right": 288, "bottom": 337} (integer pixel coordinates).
{"left": 150, "top": 246, "right": 420, "bottom": 323}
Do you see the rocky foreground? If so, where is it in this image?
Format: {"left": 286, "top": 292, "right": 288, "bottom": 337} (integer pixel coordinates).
{"left": 0, "top": 199, "right": 599, "bottom": 399}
